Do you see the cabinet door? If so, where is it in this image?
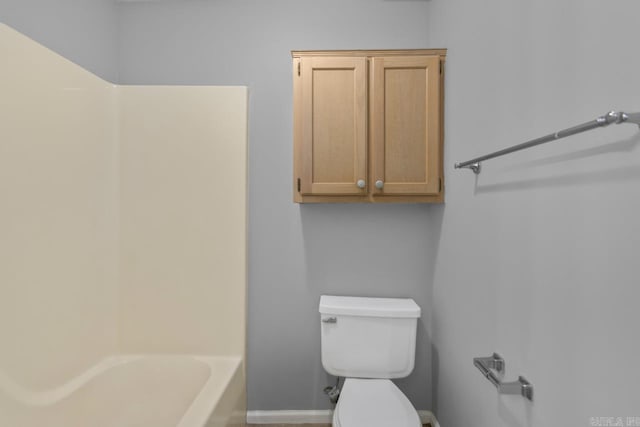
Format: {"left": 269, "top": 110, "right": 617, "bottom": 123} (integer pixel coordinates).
{"left": 299, "top": 56, "right": 367, "bottom": 195}
{"left": 371, "top": 56, "right": 441, "bottom": 195}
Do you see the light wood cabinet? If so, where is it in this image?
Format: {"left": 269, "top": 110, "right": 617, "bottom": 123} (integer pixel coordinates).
{"left": 293, "top": 49, "right": 446, "bottom": 203}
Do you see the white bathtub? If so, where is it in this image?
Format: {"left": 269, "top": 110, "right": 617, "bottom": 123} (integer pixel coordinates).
{"left": 0, "top": 355, "right": 245, "bottom": 427}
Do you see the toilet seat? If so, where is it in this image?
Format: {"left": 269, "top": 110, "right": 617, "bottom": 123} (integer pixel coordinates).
{"left": 333, "top": 378, "right": 421, "bottom": 427}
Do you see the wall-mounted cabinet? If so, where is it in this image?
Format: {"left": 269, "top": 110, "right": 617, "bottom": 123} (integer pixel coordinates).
{"left": 292, "top": 49, "right": 446, "bottom": 203}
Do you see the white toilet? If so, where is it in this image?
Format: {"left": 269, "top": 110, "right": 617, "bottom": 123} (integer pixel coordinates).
{"left": 319, "top": 295, "right": 422, "bottom": 427}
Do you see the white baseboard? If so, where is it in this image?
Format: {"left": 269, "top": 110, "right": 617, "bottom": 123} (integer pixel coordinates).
{"left": 246, "top": 409, "right": 439, "bottom": 425}
{"left": 246, "top": 410, "right": 332, "bottom": 424}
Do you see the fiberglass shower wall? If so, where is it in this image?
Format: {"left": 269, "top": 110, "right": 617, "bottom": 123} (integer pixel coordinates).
{"left": 0, "top": 23, "right": 247, "bottom": 401}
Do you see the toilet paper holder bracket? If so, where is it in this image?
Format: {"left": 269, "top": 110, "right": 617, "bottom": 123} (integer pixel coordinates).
{"left": 473, "top": 353, "right": 533, "bottom": 401}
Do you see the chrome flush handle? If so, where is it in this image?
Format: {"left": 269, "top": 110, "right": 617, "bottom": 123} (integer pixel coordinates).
{"left": 322, "top": 317, "right": 337, "bottom": 324}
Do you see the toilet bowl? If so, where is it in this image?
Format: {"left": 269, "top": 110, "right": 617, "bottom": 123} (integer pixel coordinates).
{"left": 319, "top": 295, "right": 422, "bottom": 427}
{"left": 333, "top": 378, "right": 421, "bottom": 427}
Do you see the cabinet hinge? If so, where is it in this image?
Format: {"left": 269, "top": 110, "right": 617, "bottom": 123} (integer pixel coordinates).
{"left": 298, "top": 62, "right": 301, "bottom": 76}
{"left": 297, "top": 178, "right": 301, "bottom": 192}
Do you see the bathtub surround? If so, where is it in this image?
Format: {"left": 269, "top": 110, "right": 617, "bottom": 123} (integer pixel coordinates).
{"left": 0, "top": 22, "right": 119, "bottom": 391}
{"left": 0, "top": 24, "right": 247, "bottom": 426}
{"left": 117, "top": 85, "right": 248, "bottom": 358}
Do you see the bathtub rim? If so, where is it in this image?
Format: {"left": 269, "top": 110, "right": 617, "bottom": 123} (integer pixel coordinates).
{"left": 0, "top": 355, "right": 144, "bottom": 406}
{"left": 178, "top": 355, "right": 243, "bottom": 427}
{"left": 0, "top": 354, "right": 242, "bottom": 410}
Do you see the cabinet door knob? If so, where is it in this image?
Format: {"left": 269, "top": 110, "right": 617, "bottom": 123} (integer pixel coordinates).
{"left": 357, "top": 179, "right": 366, "bottom": 189}
{"left": 375, "top": 180, "right": 384, "bottom": 189}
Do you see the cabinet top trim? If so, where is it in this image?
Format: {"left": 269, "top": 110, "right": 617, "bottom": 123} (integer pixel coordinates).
{"left": 291, "top": 49, "right": 447, "bottom": 58}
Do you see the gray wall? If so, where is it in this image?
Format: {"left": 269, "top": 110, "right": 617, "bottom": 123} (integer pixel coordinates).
{"left": 116, "top": 0, "right": 435, "bottom": 412}
{"left": 0, "top": 0, "right": 119, "bottom": 82}
{"left": 427, "top": 0, "right": 640, "bottom": 425}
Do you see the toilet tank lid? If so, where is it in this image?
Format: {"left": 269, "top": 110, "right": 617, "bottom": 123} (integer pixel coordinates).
{"left": 319, "top": 295, "right": 421, "bottom": 318}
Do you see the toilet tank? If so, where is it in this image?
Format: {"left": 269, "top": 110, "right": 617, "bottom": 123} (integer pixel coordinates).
{"left": 319, "top": 295, "right": 421, "bottom": 379}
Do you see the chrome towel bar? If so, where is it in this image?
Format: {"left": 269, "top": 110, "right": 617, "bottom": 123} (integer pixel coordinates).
{"left": 473, "top": 353, "right": 533, "bottom": 401}
{"left": 455, "top": 110, "right": 640, "bottom": 174}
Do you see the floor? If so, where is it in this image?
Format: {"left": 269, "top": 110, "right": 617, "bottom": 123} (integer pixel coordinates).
{"left": 247, "top": 424, "right": 432, "bottom": 427}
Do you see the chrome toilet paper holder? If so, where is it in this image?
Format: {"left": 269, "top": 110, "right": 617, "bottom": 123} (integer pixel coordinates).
{"left": 473, "top": 353, "right": 533, "bottom": 401}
